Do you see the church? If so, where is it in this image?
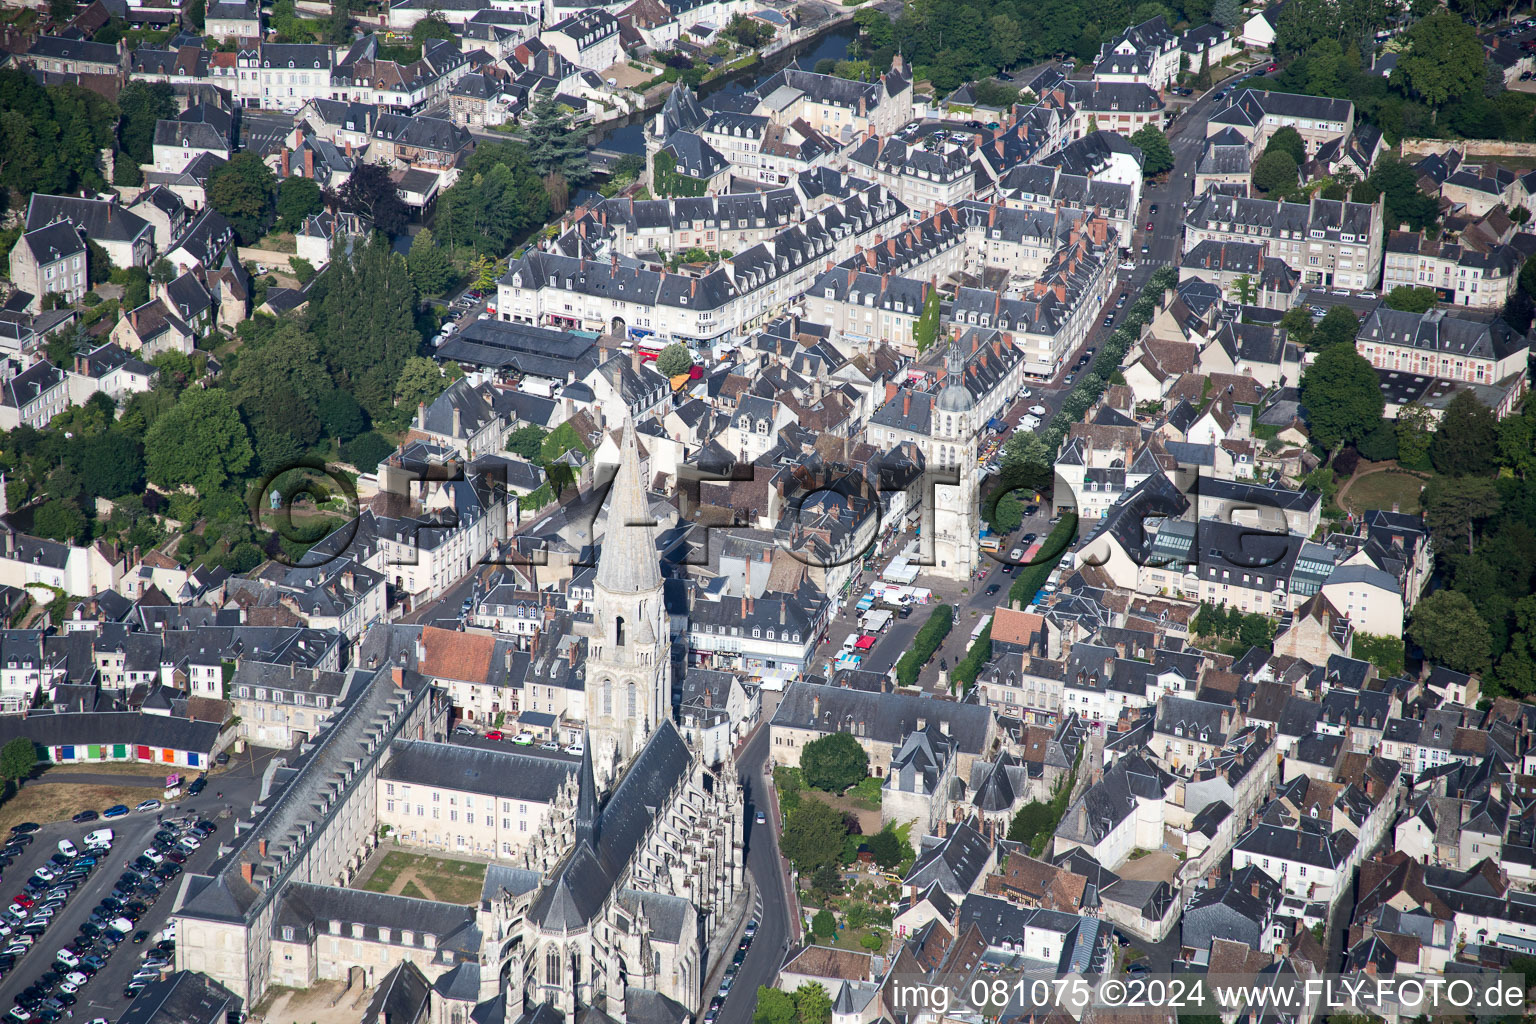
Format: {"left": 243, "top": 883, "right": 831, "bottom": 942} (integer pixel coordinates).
{"left": 491, "top": 417, "right": 747, "bottom": 1022}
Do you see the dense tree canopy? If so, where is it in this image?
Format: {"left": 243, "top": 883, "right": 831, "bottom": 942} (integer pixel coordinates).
{"left": 1430, "top": 392, "right": 1499, "bottom": 477}
{"left": 1130, "top": 125, "right": 1173, "bottom": 177}
{"left": 144, "top": 388, "right": 254, "bottom": 494}
{"left": 780, "top": 798, "right": 848, "bottom": 872}
{"left": 800, "top": 733, "right": 870, "bottom": 793}
{"left": 208, "top": 153, "right": 277, "bottom": 244}
{"left": 1300, "top": 344, "right": 1383, "bottom": 449}
{"left": 1397, "top": 12, "right": 1484, "bottom": 115}
{"left": 1409, "top": 590, "right": 1492, "bottom": 675}
{"left": 0, "top": 69, "right": 118, "bottom": 198}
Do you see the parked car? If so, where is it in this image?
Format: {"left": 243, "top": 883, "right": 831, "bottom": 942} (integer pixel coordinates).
{"left": 100, "top": 806, "right": 129, "bottom": 820}
{"left": 133, "top": 800, "right": 161, "bottom": 815}
{"left": 69, "top": 812, "right": 96, "bottom": 825}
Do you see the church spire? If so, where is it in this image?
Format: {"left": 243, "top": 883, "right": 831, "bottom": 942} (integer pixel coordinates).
{"left": 594, "top": 417, "right": 661, "bottom": 595}
{"left": 574, "top": 730, "right": 599, "bottom": 849}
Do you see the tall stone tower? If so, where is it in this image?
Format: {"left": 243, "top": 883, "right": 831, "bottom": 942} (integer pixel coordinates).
{"left": 930, "top": 340, "right": 978, "bottom": 582}
{"left": 583, "top": 418, "right": 671, "bottom": 785}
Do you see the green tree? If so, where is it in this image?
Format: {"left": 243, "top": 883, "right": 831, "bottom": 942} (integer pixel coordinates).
{"left": 794, "top": 982, "right": 832, "bottom": 1024}
{"left": 1130, "top": 124, "right": 1173, "bottom": 177}
{"left": 1497, "top": 399, "right": 1536, "bottom": 477}
{"left": 1398, "top": 12, "right": 1484, "bottom": 117}
{"left": 31, "top": 498, "right": 84, "bottom": 542}
{"left": 395, "top": 356, "right": 454, "bottom": 413}
{"left": 406, "top": 228, "right": 454, "bottom": 294}
{"left": 1211, "top": 0, "right": 1242, "bottom": 24}
{"left": 1251, "top": 149, "right": 1299, "bottom": 195}
{"left": 68, "top": 431, "right": 144, "bottom": 499}
{"left": 1431, "top": 391, "right": 1498, "bottom": 476}
{"left": 1423, "top": 475, "right": 1500, "bottom": 555}
{"left": 1356, "top": 420, "right": 1399, "bottom": 462}
{"left": 989, "top": 489, "right": 1023, "bottom": 533}
{"left": 867, "top": 826, "right": 904, "bottom": 869}
{"left": 208, "top": 152, "right": 277, "bottom": 244}
{"left": 810, "top": 864, "right": 842, "bottom": 895}
{"left": 1263, "top": 126, "right": 1307, "bottom": 165}
{"left": 525, "top": 97, "right": 591, "bottom": 186}
{"left": 336, "top": 163, "right": 409, "bottom": 237}
{"left": 1384, "top": 285, "right": 1437, "bottom": 312}
{"left": 1354, "top": 158, "right": 1440, "bottom": 233}
{"left": 144, "top": 388, "right": 253, "bottom": 493}
{"left": 115, "top": 80, "right": 177, "bottom": 169}
{"left": 314, "top": 233, "right": 420, "bottom": 420}
{"left": 1352, "top": 632, "right": 1405, "bottom": 677}
{"left": 150, "top": 257, "right": 175, "bottom": 285}
{"left": 341, "top": 431, "right": 394, "bottom": 472}
{"left": 654, "top": 342, "right": 693, "bottom": 378}
{"left": 1278, "top": 306, "right": 1314, "bottom": 347}
{"left": 288, "top": 256, "right": 316, "bottom": 284}
{"left": 1312, "top": 305, "right": 1362, "bottom": 349}
{"left": 1396, "top": 402, "right": 1435, "bottom": 467}
{"left": 506, "top": 424, "right": 548, "bottom": 460}
{"left": 1300, "top": 343, "right": 1383, "bottom": 449}
{"left": 411, "top": 15, "right": 454, "bottom": 42}
{"left": 1408, "top": 589, "right": 1492, "bottom": 674}
{"left": 754, "top": 988, "right": 797, "bottom": 1024}
{"left": 914, "top": 288, "right": 941, "bottom": 353}
{"left": 780, "top": 798, "right": 848, "bottom": 872}
{"left": 800, "top": 732, "right": 869, "bottom": 793}
{"left": 316, "top": 389, "right": 366, "bottom": 441}
{"left": 275, "top": 175, "right": 323, "bottom": 233}
{"left": 0, "top": 737, "right": 37, "bottom": 788}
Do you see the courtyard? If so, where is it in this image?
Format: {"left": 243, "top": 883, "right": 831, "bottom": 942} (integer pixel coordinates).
{"left": 358, "top": 849, "right": 487, "bottom": 905}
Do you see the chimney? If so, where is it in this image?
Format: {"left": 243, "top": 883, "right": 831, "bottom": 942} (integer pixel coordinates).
{"left": 811, "top": 695, "right": 821, "bottom": 720}
{"left": 345, "top": 139, "right": 353, "bottom": 157}
{"left": 631, "top": 343, "right": 642, "bottom": 373}
{"left": 902, "top": 393, "right": 910, "bottom": 416}
{"left": 305, "top": 148, "right": 314, "bottom": 178}
{"left": 258, "top": 838, "right": 268, "bottom": 857}
{"left": 280, "top": 149, "right": 290, "bottom": 176}
{"left": 240, "top": 862, "right": 253, "bottom": 883}
{"left": 451, "top": 405, "right": 462, "bottom": 437}
{"left": 416, "top": 402, "right": 426, "bottom": 430}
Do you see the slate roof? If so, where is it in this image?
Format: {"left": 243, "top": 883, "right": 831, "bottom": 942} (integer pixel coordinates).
{"left": 379, "top": 739, "right": 575, "bottom": 803}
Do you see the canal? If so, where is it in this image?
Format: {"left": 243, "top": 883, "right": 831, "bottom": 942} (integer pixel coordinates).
{"left": 588, "top": 22, "right": 859, "bottom": 155}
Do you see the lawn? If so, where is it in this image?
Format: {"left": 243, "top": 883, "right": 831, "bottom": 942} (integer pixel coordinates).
{"left": 43, "top": 762, "right": 176, "bottom": 780}
{"left": 1340, "top": 467, "right": 1427, "bottom": 516}
{"left": 0, "top": 782, "right": 173, "bottom": 833}
{"left": 360, "top": 851, "right": 486, "bottom": 905}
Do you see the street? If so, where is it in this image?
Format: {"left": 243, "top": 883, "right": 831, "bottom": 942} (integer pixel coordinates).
{"left": 0, "top": 749, "right": 279, "bottom": 1020}
{"left": 714, "top": 725, "right": 791, "bottom": 1023}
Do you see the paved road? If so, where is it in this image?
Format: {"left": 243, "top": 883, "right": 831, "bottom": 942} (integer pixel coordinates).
{"left": 714, "top": 725, "right": 791, "bottom": 1022}
{"left": 0, "top": 749, "right": 279, "bottom": 1020}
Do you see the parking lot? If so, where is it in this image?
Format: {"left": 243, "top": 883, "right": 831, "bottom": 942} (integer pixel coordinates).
{"left": 0, "top": 750, "right": 282, "bottom": 1024}
{"left": 0, "top": 796, "right": 229, "bottom": 1023}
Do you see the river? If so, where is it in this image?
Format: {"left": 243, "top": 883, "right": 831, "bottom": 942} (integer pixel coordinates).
{"left": 588, "top": 22, "right": 859, "bottom": 155}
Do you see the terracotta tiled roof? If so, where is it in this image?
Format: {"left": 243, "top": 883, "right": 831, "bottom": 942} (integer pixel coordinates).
{"left": 991, "top": 607, "right": 1044, "bottom": 647}
{"left": 418, "top": 625, "right": 495, "bottom": 683}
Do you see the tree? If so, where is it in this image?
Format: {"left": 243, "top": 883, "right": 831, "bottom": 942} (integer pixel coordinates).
{"left": 1398, "top": 12, "right": 1484, "bottom": 117}
{"left": 1396, "top": 402, "right": 1435, "bottom": 467}
{"left": 1408, "top": 589, "right": 1492, "bottom": 674}
{"left": 335, "top": 163, "right": 409, "bottom": 237}
{"left": 867, "top": 826, "right": 904, "bottom": 868}
{"left": 914, "top": 288, "right": 941, "bottom": 353}
{"left": 406, "top": 228, "right": 454, "bottom": 294}
{"left": 506, "top": 424, "right": 548, "bottom": 460}
{"left": 1423, "top": 475, "right": 1500, "bottom": 555}
{"left": 1497, "top": 399, "right": 1536, "bottom": 477}
{"left": 316, "top": 389, "right": 366, "bottom": 441}
{"left": 31, "top": 499, "right": 84, "bottom": 542}
{"left": 800, "top": 732, "right": 869, "bottom": 793}
{"left": 810, "top": 864, "right": 842, "bottom": 895}
{"left": 69, "top": 432, "right": 144, "bottom": 499}
{"left": 150, "top": 257, "right": 175, "bottom": 285}
{"left": 990, "top": 489, "right": 1023, "bottom": 533}
{"left": 1357, "top": 420, "right": 1399, "bottom": 462}
{"left": 1311, "top": 305, "right": 1362, "bottom": 349}
{"left": 1431, "top": 391, "right": 1499, "bottom": 476}
{"left": 275, "top": 175, "right": 323, "bottom": 233}
{"left": 1384, "top": 285, "right": 1437, "bottom": 312}
{"left": 1251, "top": 149, "right": 1299, "bottom": 195}
{"left": 0, "top": 737, "right": 36, "bottom": 788}
{"left": 1300, "top": 344, "right": 1383, "bottom": 450}
{"left": 1263, "top": 126, "right": 1307, "bottom": 166}
{"left": 1211, "top": 0, "right": 1243, "bottom": 25}
{"left": 341, "top": 430, "right": 394, "bottom": 472}
{"left": 394, "top": 356, "right": 453, "bottom": 413}
{"left": 654, "top": 342, "right": 693, "bottom": 378}
{"left": 794, "top": 982, "right": 832, "bottom": 1024}
{"left": 780, "top": 798, "right": 848, "bottom": 872}
{"left": 524, "top": 98, "right": 591, "bottom": 186}
{"left": 754, "top": 988, "right": 797, "bottom": 1024}
{"left": 115, "top": 81, "right": 177, "bottom": 168}
{"left": 144, "top": 388, "right": 253, "bottom": 494}
{"left": 1278, "top": 306, "right": 1314, "bottom": 347}
{"left": 411, "top": 15, "right": 454, "bottom": 42}
{"left": 207, "top": 152, "right": 277, "bottom": 244}
{"left": 1353, "top": 158, "right": 1440, "bottom": 233}
{"left": 314, "top": 234, "right": 420, "bottom": 420}
{"left": 1130, "top": 124, "right": 1173, "bottom": 177}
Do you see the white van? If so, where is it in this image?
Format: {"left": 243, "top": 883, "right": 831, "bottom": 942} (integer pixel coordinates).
{"left": 83, "top": 829, "right": 114, "bottom": 849}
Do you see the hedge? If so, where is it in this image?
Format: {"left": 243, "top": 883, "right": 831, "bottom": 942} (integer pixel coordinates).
{"left": 894, "top": 603, "right": 954, "bottom": 687}
{"left": 952, "top": 620, "right": 992, "bottom": 691}
{"left": 1008, "top": 512, "right": 1078, "bottom": 607}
